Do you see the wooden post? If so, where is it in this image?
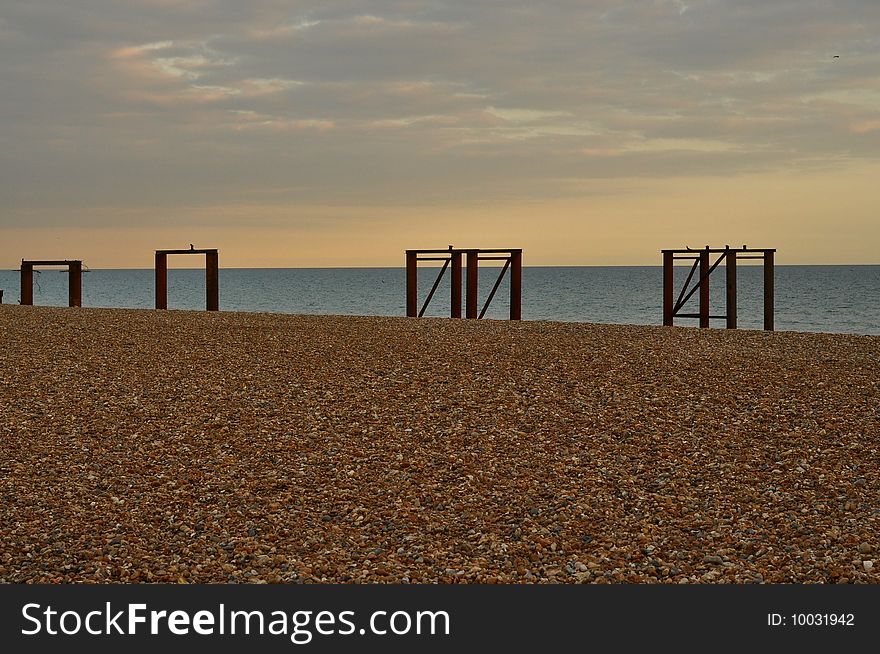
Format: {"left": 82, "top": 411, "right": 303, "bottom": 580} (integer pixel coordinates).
{"left": 509, "top": 249, "right": 522, "bottom": 320}
{"left": 450, "top": 250, "right": 462, "bottom": 318}
{"left": 68, "top": 260, "right": 82, "bottom": 308}
{"left": 663, "top": 251, "right": 674, "bottom": 326}
{"left": 155, "top": 251, "right": 167, "bottom": 309}
{"left": 205, "top": 250, "right": 219, "bottom": 311}
{"left": 21, "top": 262, "right": 34, "bottom": 305}
{"left": 699, "top": 248, "right": 710, "bottom": 328}
{"left": 466, "top": 250, "right": 479, "bottom": 319}
{"left": 405, "top": 251, "right": 418, "bottom": 317}
{"left": 764, "top": 250, "right": 774, "bottom": 331}
{"left": 725, "top": 250, "right": 736, "bottom": 329}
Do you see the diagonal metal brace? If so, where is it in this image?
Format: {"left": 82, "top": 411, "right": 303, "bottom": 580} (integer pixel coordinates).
{"left": 418, "top": 258, "right": 450, "bottom": 317}
{"left": 672, "top": 251, "right": 726, "bottom": 316}
{"left": 478, "top": 259, "right": 511, "bottom": 319}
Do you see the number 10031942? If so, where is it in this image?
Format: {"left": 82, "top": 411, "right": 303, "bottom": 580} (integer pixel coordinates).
{"left": 768, "top": 613, "right": 855, "bottom": 627}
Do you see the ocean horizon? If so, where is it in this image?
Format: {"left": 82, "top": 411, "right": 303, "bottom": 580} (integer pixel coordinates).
{"left": 2, "top": 265, "right": 878, "bottom": 335}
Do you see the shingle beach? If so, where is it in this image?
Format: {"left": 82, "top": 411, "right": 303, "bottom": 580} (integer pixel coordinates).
{"left": 1, "top": 305, "right": 877, "bottom": 583}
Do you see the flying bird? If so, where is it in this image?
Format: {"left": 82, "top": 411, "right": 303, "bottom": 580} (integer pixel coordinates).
{"left": 833, "top": 55, "right": 840, "bottom": 58}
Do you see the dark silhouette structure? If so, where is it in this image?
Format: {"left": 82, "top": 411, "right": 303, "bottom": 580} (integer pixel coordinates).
{"left": 20, "top": 260, "right": 83, "bottom": 307}
{"left": 155, "top": 248, "right": 219, "bottom": 311}
{"left": 662, "top": 246, "right": 775, "bottom": 330}
{"left": 405, "top": 247, "right": 522, "bottom": 320}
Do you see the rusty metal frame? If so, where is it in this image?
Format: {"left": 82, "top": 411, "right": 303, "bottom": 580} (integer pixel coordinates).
{"left": 155, "top": 248, "right": 219, "bottom": 311}
{"left": 662, "top": 246, "right": 775, "bottom": 330}
{"left": 406, "top": 247, "right": 522, "bottom": 320}
{"left": 20, "top": 259, "right": 83, "bottom": 307}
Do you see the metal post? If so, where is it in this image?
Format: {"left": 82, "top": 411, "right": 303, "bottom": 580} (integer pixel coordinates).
{"left": 699, "top": 248, "right": 710, "bottom": 328}
{"left": 450, "top": 251, "right": 462, "bottom": 318}
{"left": 406, "top": 251, "right": 418, "bottom": 317}
{"left": 466, "top": 250, "right": 479, "bottom": 319}
{"left": 725, "top": 250, "right": 736, "bottom": 329}
{"left": 510, "top": 249, "right": 522, "bottom": 320}
{"left": 21, "top": 262, "right": 34, "bottom": 305}
{"left": 155, "top": 251, "right": 167, "bottom": 310}
{"left": 205, "top": 250, "right": 219, "bottom": 311}
{"left": 764, "top": 250, "right": 774, "bottom": 331}
{"left": 663, "top": 251, "right": 674, "bottom": 326}
{"left": 68, "top": 260, "right": 82, "bottom": 308}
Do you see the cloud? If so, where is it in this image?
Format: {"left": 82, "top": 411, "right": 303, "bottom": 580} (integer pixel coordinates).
{"left": 3, "top": 0, "right": 880, "bottom": 224}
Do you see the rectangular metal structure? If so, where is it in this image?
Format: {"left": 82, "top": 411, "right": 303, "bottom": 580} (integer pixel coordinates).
{"left": 726, "top": 250, "right": 737, "bottom": 329}
{"left": 661, "top": 246, "right": 775, "bottom": 331}
{"left": 466, "top": 250, "right": 479, "bottom": 319}
{"left": 205, "top": 250, "right": 219, "bottom": 312}
{"left": 20, "top": 260, "right": 84, "bottom": 307}
{"left": 663, "top": 251, "right": 674, "bottom": 326}
{"left": 21, "top": 263, "right": 32, "bottom": 306}
{"left": 699, "top": 249, "right": 710, "bottom": 328}
{"left": 450, "top": 251, "right": 462, "bottom": 318}
{"left": 69, "top": 261, "right": 82, "bottom": 308}
{"left": 406, "top": 251, "right": 418, "bottom": 317}
{"left": 155, "top": 252, "right": 168, "bottom": 310}
{"left": 405, "top": 247, "right": 523, "bottom": 320}
{"left": 764, "top": 250, "right": 774, "bottom": 331}
{"left": 155, "top": 248, "right": 219, "bottom": 311}
{"left": 510, "top": 250, "right": 522, "bottom": 321}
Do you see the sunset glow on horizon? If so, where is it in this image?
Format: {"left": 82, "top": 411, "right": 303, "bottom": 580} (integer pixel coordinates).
{"left": 3, "top": 1, "right": 880, "bottom": 268}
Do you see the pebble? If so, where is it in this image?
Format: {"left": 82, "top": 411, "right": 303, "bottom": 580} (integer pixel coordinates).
{"left": 1, "top": 306, "right": 878, "bottom": 584}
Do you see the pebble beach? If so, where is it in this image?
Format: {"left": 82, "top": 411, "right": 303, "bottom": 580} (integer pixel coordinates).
{"left": 1, "top": 305, "right": 877, "bottom": 584}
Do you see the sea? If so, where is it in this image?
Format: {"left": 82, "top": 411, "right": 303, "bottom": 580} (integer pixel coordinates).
{"left": 1, "top": 266, "right": 878, "bottom": 335}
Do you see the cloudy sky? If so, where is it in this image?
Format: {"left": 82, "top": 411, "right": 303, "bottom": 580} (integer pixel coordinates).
{"left": 2, "top": 0, "right": 879, "bottom": 266}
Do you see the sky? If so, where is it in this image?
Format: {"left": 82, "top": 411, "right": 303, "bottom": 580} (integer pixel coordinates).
{"left": 2, "top": 0, "right": 879, "bottom": 267}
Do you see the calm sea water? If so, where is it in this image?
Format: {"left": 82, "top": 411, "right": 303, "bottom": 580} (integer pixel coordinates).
{"left": 1, "top": 266, "right": 877, "bottom": 335}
